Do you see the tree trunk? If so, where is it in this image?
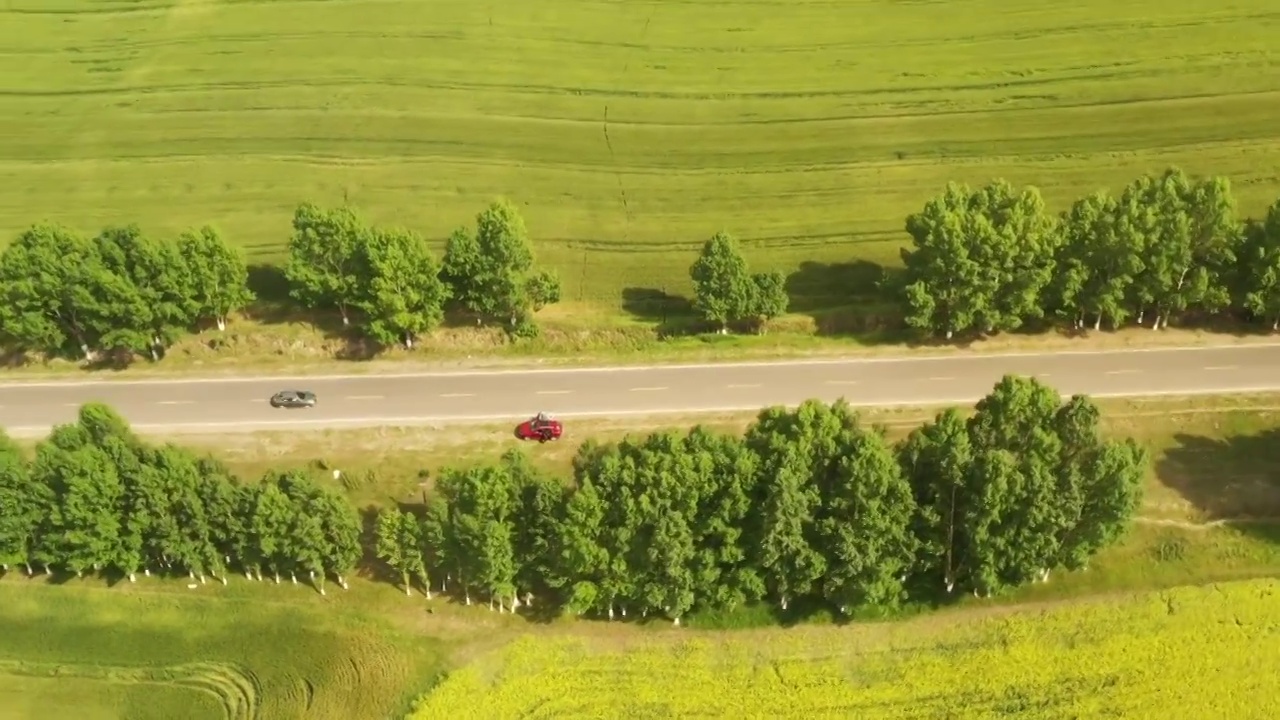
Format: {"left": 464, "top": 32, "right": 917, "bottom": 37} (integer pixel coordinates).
{"left": 128, "top": 572, "right": 136, "bottom": 583}
{"left": 216, "top": 316, "right": 227, "bottom": 331}
{"left": 24, "top": 563, "right": 32, "bottom": 575}
{"left": 1094, "top": 314, "right": 1102, "bottom": 331}
{"left": 944, "top": 329, "right": 953, "bottom": 340}
{"left": 339, "top": 306, "right": 350, "bottom": 326}
{"left": 404, "top": 333, "right": 413, "bottom": 349}
{"left": 608, "top": 603, "right": 615, "bottom": 620}
{"left": 672, "top": 616, "right": 681, "bottom": 627}
{"left": 150, "top": 343, "right": 160, "bottom": 362}
{"left": 780, "top": 595, "right": 789, "bottom": 611}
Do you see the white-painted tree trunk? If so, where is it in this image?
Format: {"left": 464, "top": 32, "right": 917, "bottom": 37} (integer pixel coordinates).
{"left": 221, "top": 575, "right": 228, "bottom": 586}
{"left": 1094, "top": 315, "right": 1103, "bottom": 331}
{"left": 290, "top": 572, "right": 298, "bottom": 584}
{"left": 780, "top": 596, "right": 789, "bottom": 611}
{"left": 244, "top": 569, "right": 253, "bottom": 580}
{"left": 339, "top": 576, "right": 349, "bottom": 590}
{"left": 144, "top": 567, "right": 151, "bottom": 577}
{"left": 464, "top": 591, "right": 471, "bottom": 606}
{"left": 24, "top": 563, "right": 32, "bottom": 575}
{"left": 673, "top": 616, "right": 680, "bottom": 627}
{"left": 405, "top": 585, "right": 412, "bottom": 596}
{"left": 945, "top": 329, "right": 953, "bottom": 340}
{"left": 945, "top": 580, "right": 955, "bottom": 593}
{"left": 273, "top": 573, "right": 281, "bottom": 584}
{"left": 404, "top": 334, "right": 413, "bottom": 349}
{"left": 128, "top": 572, "right": 136, "bottom": 583}
{"left": 608, "top": 604, "right": 615, "bottom": 620}
{"left": 216, "top": 317, "right": 227, "bottom": 331}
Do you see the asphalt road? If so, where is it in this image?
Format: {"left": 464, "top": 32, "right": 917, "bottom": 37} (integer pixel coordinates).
{"left": 1, "top": 344, "right": 1279, "bottom": 437}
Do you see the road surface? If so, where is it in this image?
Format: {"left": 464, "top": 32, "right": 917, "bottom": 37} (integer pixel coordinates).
{"left": 1, "top": 344, "right": 1279, "bottom": 437}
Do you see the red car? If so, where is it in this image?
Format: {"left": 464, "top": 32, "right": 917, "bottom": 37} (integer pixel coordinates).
{"left": 516, "top": 412, "right": 563, "bottom": 443}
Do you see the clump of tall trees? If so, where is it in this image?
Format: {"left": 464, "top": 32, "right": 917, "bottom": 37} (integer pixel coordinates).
{"left": 0, "top": 223, "right": 253, "bottom": 361}
{"left": 0, "top": 404, "right": 360, "bottom": 594}
{"left": 688, "top": 232, "right": 789, "bottom": 332}
{"left": 375, "top": 375, "right": 1148, "bottom": 623}
{"left": 286, "top": 198, "right": 562, "bottom": 346}
{"left": 900, "top": 168, "right": 1280, "bottom": 338}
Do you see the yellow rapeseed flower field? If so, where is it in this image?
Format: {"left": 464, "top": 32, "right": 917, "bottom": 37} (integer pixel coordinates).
{"left": 411, "top": 578, "right": 1280, "bottom": 719}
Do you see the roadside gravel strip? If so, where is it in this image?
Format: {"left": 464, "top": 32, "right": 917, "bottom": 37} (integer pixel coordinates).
{"left": 2, "top": 344, "right": 1280, "bottom": 437}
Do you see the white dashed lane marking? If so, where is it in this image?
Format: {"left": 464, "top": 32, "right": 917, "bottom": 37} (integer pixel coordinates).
{"left": 630, "top": 387, "right": 668, "bottom": 392}
{"left": 726, "top": 383, "right": 762, "bottom": 389}
{"left": 1203, "top": 365, "right": 1238, "bottom": 371}
{"left": 1105, "top": 369, "right": 1140, "bottom": 375}
{"left": 536, "top": 390, "right": 572, "bottom": 395}
{"left": 157, "top": 400, "right": 195, "bottom": 405}
{"left": 439, "top": 393, "right": 474, "bottom": 398}
{"left": 345, "top": 395, "right": 383, "bottom": 400}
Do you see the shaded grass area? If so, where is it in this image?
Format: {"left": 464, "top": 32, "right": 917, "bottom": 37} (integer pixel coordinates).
{"left": 2, "top": 1, "right": 1280, "bottom": 376}
{"left": 0, "top": 581, "right": 449, "bottom": 720}
{"left": 407, "top": 578, "right": 1280, "bottom": 719}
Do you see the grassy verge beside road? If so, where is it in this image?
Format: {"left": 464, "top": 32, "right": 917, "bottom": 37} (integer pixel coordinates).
{"left": 2, "top": 393, "right": 1279, "bottom": 718}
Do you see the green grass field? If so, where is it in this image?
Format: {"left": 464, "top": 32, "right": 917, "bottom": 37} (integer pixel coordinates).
{"left": 0, "top": 581, "right": 448, "bottom": 720}
{"left": 3, "top": 0, "right": 1279, "bottom": 319}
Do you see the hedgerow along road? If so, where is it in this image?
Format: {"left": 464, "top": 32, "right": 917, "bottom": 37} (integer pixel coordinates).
{"left": 2, "top": 344, "right": 1280, "bottom": 437}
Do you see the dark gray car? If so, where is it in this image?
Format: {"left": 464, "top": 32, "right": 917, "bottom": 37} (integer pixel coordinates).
{"left": 269, "top": 390, "right": 317, "bottom": 409}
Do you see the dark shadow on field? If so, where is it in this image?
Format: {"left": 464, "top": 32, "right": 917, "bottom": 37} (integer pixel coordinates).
{"left": 356, "top": 504, "right": 400, "bottom": 587}
{"left": 620, "top": 287, "right": 700, "bottom": 338}
{"left": 784, "top": 261, "right": 906, "bottom": 338}
{"left": 1158, "top": 428, "right": 1280, "bottom": 547}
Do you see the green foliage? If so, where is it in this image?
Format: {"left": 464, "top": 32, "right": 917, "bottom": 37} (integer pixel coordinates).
{"left": 176, "top": 226, "right": 254, "bottom": 332}
{"left": 903, "top": 168, "right": 1261, "bottom": 339}
{"left": 358, "top": 226, "right": 450, "bottom": 349}
{"left": 0, "top": 404, "right": 361, "bottom": 591}
{"left": 440, "top": 199, "right": 562, "bottom": 331}
{"left": 689, "top": 232, "right": 788, "bottom": 332}
{"left": 403, "top": 377, "right": 1147, "bottom": 623}
{"left": 901, "top": 180, "right": 1058, "bottom": 338}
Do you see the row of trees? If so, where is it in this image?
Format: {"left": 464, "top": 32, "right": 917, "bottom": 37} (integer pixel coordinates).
{"left": 901, "top": 168, "right": 1280, "bottom": 338}
{"left": 0, "top": 405, "right": 360, "bottom": 593}
{"left": 0, "top": 377, "right": 1147, "bottom": 621}
{"left": 689, "top": 232, "right": 789, "bottom": 332}
{"left": 4, "top": 167, "right": 1278, "bottom": 360}
{"left": 286, "top": 198, "right": 562, "bottom": 345}
{"left": 0, "top": 224, "right": 253, "bottom": 361}
{"left": 374, "top": 375, "right": 1148, "bottom": 623}
{"left": 0, "top": 198, "right": 563, "bottom": 361}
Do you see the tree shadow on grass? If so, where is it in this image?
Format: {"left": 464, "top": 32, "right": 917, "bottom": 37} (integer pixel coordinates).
{"left": 784, "top": 260, "right": 906, "bottom": 338}
{"left": 1157, "top": 428, "right": 1280, "bottom": 548}
{"left": 620, "top": 287, "right": 701, "bottom": 338}
{"left": 355, "top": 504, "right": 400, "bottom": 587}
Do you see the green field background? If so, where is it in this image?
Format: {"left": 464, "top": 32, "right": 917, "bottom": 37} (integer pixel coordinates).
{"left": 2, "top": 0, "right": 1279, "bottom": 309}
